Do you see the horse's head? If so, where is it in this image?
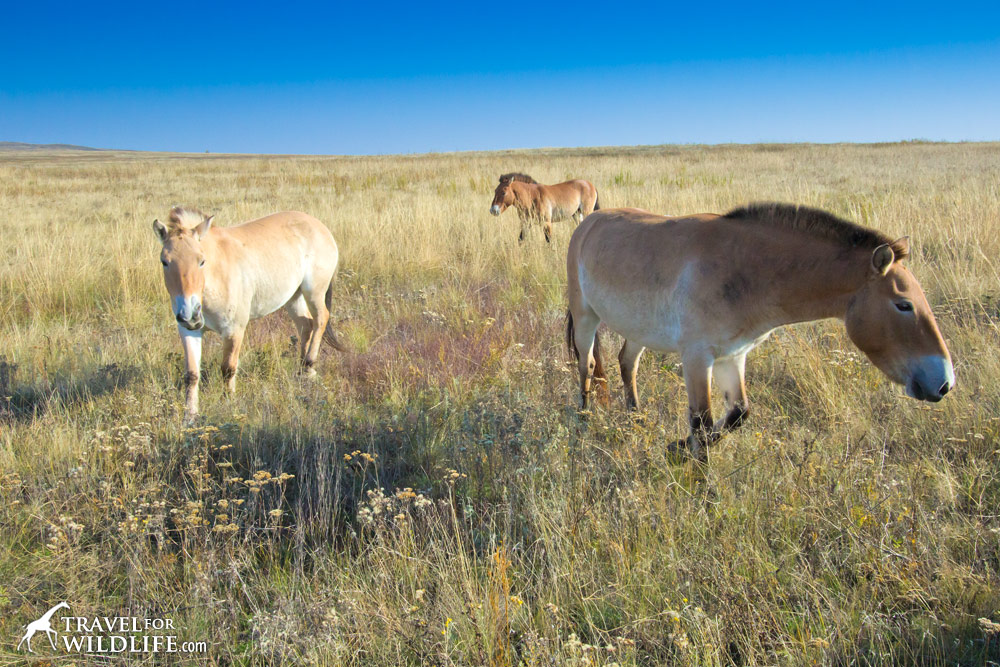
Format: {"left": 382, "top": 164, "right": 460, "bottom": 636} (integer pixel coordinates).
{"left": 845, "top": 239, "right": 954, "bottom": 402}
{"left": 152, "top": 206, "right": 214, "bottom": 331}
{"left": 490, "top": 176, "right": 515, "bottom": 216}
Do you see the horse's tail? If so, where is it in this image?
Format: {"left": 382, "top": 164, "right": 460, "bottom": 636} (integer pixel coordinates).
{"left": 566, "top": 309, "right": 607, "bottom": 400}
{"left": 323, "top": 276, "right": 348, "bottom": 352}
{"left": 593, "top": 190, "right": 601, "bottom": 211}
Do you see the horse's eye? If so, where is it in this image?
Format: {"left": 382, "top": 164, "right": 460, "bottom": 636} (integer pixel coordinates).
{"left": 895, "top": 300, "right": 914, "bottom": 313}
{"left": 199, "top": 259, "right": 206, "bottom": 267}
{"left": 161, "top": 259, "right": 169, "bottom": 267}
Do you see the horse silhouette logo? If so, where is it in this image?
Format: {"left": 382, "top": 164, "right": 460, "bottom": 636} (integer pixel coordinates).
{"left": 16, "top": 602, "right": 69, "bottom": 652}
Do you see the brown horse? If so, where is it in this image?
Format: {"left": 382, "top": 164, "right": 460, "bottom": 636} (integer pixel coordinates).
{"left": 490, "top": 173, "right": 600, "bottom": 242}
{"left": 153, "top": 206, "right": 344, "bottom": 420}
{"left": 567, "top": 203, "right": 955, "bottom": 460}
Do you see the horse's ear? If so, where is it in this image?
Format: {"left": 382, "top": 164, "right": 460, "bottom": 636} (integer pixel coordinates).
{"left": 194, "top": 215, "right": 214, "bottom": 240}
{"left": 871, "top": 243, "right": 895, "bottom": 276}
{"left": 891, "top": 236, "right": 910, "bottom": 260}
{"left": 153, "top": 219, "right": 168, "bottom": 241}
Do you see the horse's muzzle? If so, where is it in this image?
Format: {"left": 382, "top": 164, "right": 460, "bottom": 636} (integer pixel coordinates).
{"left": 490, "top": 205, "right": 501, "bottom": 216}
{"left": 905, "top": 356, "right": 955, "bottom": 402}
{"left": 176, "top": 312, "right": 204, "bottom": 331}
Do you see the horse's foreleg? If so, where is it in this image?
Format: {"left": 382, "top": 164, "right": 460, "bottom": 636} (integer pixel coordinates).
{"left": 221, "top": 328, "right": 245, "bottom": 394}
{"left": 618, "top": 340, "right": 645, "bottom": 410}
{"left": 517, "top": 211, "right": 528, "bottom": 244}
{"left": 676, "top": 351, "right": 714, "bottom": 460}
{"left": 713, "top": 355, "right": 749, "bottom": 432}
{"left": 178, "top": 326, "right": 203, "bottom": 420}
{"left": 543, "top": 214, "right": 553, "bottom": 243}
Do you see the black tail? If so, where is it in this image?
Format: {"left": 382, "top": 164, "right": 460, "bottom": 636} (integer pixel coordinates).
{"left": 566, "top": 310, "right": 577, "bottom": 361}
{"left": 594, "top": 191, "right": 601, "bottom": 211}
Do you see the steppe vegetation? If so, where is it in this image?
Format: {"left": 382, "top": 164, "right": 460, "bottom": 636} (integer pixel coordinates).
{"left": 1, "top": 142, "right": 999, "bottom": 665}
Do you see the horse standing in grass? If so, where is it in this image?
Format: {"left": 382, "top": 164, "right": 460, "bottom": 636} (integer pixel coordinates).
{"left": 153, "top": 206, "right": 344, "bottom": 420}
{"left": 566, "top": 203, "right": 954, "bottom": 460}
{"left": 490, "top": 173, "right": 600, "bottom": 243}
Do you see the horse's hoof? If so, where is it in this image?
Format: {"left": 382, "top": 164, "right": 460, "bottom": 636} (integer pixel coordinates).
{"left": 300, "top": 367, "right": 317, "bottom": 379}
{"left": 666, "top": 438, "right": 688, "bottom": 455}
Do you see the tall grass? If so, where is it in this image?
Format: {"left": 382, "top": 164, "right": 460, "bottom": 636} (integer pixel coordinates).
{"left": 1, "top": 143, "right": 999, "bottom": 665}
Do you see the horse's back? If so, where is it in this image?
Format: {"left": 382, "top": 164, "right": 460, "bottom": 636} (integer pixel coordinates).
{"left": 572, "top": 208, "right": 716, "bottom": 256}
{"left": 569, "top": 208, "right": 730, "bottom": 349}
{"left": 207, "top": 211, "right": 339, "bottom": 321}
{"left": 230, "top": 211, "right": 335, "bottom": 245}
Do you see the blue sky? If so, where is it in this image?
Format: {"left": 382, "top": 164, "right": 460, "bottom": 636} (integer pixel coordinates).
{"left": 2, "top": 1, "right": 998, "bottom": 153}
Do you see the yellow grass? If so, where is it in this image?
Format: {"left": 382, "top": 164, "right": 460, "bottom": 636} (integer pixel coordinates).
{"left": 1, "top": 142, "right": 999, "bottom": 665}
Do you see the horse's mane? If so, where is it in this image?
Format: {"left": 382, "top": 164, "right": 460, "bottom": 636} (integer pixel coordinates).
{"left": 499, "top": 172, "right": 537, "bottom": 184}
{"left": 723, "top": 203, "right": 908, "bottom": 258}
{"left": 167, "top": 206, "right": 209, "bottom": 232}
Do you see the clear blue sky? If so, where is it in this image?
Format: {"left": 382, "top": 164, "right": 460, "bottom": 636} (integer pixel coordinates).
{"left": 2, "top": 1, "right": 998, "bottom": 154}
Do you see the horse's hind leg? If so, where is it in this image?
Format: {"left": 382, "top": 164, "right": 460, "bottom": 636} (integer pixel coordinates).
{"left": 618, "top": 340, "right": 645, "bottom": 410}
{"left": 713, "top": 354, "right": 749, "bottom": 432}
{"left": 284, "top": 294, "right": 314, "bottom": 361}
{"left": 572, "top": 309, "right": 601, "bottom": 409}
{"left": 221, "top": 328, "right": 245, "bottom": 393}
{"left": 301, "top": 285, "right": 331, "bottom": 374}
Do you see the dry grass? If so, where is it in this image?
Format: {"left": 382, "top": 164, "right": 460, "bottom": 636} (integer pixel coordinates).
{"left": 1, "top": 142, "right": 999, "bottom": 665}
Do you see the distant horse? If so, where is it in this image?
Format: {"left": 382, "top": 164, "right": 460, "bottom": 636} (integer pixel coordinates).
{"left": 490, "top": 173, "right": 600, "bottom": 242}
{"left": 153, "top": 206, "right": 344, "bottom": 420}
{"left": 567, "top": 203, "right": 954, "bottom": 460}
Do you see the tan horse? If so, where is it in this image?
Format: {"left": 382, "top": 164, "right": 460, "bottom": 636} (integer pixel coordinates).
{"left": 490, "top": 173, "right": 600, "bottom": 242}
{"left": 153, "top": 206, "right": 344, "bottom": 419}
{"left": 567, "top": 203, "right": 955, "bottom": 460}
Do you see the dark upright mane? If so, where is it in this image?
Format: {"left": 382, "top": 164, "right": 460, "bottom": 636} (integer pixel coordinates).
{"left": 499, "top": 172, "right": 537, "bottom": 184}
{"left": 723, "top": 203, "right": 908, "bottom": 258}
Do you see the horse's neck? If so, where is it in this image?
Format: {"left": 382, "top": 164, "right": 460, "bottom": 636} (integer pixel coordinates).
{"left": 758, "top": 243, "right": 868, "bottom": 326}
{"left": 513, "top": 182, "right": 537, "bottom": 206}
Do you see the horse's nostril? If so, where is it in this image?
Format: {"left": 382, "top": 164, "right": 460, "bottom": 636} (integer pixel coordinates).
{"left": 939, "top": 381, "right": 951, "bottom": 396}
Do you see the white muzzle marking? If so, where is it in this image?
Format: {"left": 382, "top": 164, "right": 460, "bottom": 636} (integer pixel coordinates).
{"left": 174, "top": 294, "right": 203, "bottom": 329}
{"left": 905, "top": 355, "right": 955, "bottom": 402}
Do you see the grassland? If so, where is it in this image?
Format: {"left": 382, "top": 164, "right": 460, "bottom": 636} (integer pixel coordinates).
{"left": 1, "top": 142, "right": 999, "bottom": 665}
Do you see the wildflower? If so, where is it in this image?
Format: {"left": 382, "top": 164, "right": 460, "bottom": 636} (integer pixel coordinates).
{"left": 441, "top": 617, "right": 453, "bottom": 635}
{"left": 269, "top": 509, "right": 283, "bottom": 518}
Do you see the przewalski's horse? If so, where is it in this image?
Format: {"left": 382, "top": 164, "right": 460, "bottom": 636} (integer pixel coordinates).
{"left": 490, "top": 173, "right": 600, "bottom": 242}
{"left": 567, "top": 203, "right": 955, "bottom": 460}
{"left": 153, "top": 206, "right": 345, "bottom": 420}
